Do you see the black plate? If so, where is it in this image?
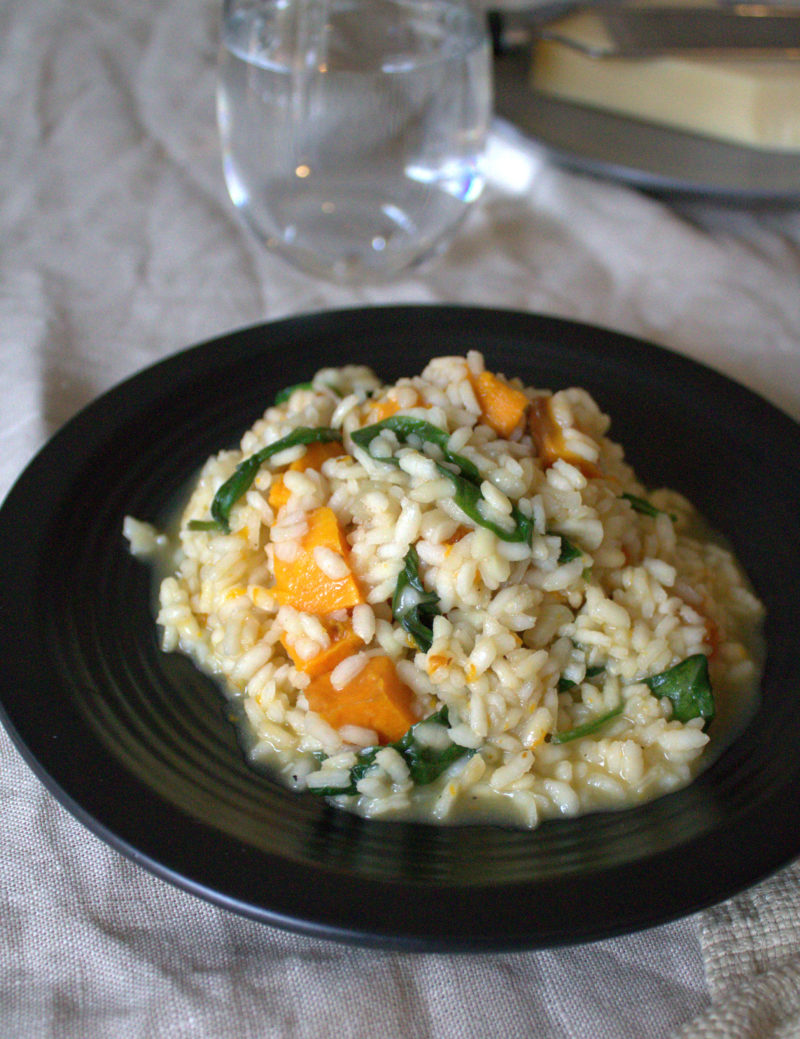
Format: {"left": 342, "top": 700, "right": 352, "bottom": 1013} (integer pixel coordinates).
{"left": 495, "top": 48, "right": 800, "bottom": 204}
{"left": 1, "top": 305, "right": 799, "bottom": 951}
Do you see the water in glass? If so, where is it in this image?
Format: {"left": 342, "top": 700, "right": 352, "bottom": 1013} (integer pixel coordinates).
{"left": 217, "top": 0, "right": 492, "bottom": 282}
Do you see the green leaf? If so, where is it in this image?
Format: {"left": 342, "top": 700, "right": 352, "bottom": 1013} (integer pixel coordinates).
{"left": 622, "top": 493, "right": 676, "bottom": 522}
{"left": 551, "top": 657, "right": 714, "bottom": 744}
{"left": 194, "top": 427, "right": 342, "bottom": 534}
{"left": 308, "top": 706, "right": 473, "bottom": 796}
{"left": 550, "top": 703, "right": 623, "bottom": 744}
{"left": 392, "top": 546, "right": 440, "bottom": 653}
{"left": 557, "top": 664, "right": 604, "bottom": 693}
{"left": 400, "top": 734, "right": 471, "bottom": 785}
{"left": 556, "top": 535, "right": 582, "bottom": 564}
{"left": 434, "top": 464, "right": 533, "bottom": 544}
{"left": 351, "top": 416, "right": 533, "bottom": 545}
{"left": 274, "top": 381, "right": 313, "bottom": 405}
{"left": 642, "top": 653, "right": 714, "bottom": 725}
{"left": 351, "top": 416, "right": 481, "bottom": 482}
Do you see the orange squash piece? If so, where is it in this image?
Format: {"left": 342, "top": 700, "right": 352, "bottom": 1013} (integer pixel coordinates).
{"left": 268, "top": 478, "right": 292, "bottom": 510}
{"left": 365, "top": 389, "right": 421, "bottom": 425}
{"left": 268, "top": 440, "right": 346, "bottom": 510}
{"left": 368, "top": 397, "right": 401, "bottom": 423}
{"left": 293, "top": 440, "right": 346, "bottom": 471}
{"left": 444, "top": 524, "right": 471, "bottom": 544}
{"left": 273, "top": 506, "right": 365, "bottom": 613}
{"left": 281, "top": 616, "right": 363, "bottom": 678}
{"left": 443, "top": 524, "right": 472, "bottom": 557}
{"left": 527, "top": 397, "right": 562, "bottom": 469}
{"left": 527, "top": 396, "right": 602, "bottom": 479}
{"left": 469, "top": 370, "right": 529, "bottom": 438}
{"left": 305, "top": 655, "right": 417, "bottom": 744}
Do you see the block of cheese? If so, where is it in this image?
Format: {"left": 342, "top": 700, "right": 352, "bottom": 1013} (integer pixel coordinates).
{"left": 531, "top": 10, "right": 800, "bottom": 152}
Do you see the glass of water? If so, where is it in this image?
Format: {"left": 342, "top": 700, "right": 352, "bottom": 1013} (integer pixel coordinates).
{"left": 217, "top": 0, "right": 492, "bottom": 283}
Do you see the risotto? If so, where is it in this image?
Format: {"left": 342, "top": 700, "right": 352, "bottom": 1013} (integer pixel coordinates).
{"left": 125, "top": 352, "right": 764, "bottom": 828}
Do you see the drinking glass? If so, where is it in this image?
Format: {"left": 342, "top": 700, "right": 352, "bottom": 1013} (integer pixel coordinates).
{"left": 217, "top": 0, "right": 492, "bottom": 282}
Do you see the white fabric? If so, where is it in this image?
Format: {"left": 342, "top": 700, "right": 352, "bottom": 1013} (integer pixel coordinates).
{"left": 1, "top": 2, "right": 799, "bottom": 1036}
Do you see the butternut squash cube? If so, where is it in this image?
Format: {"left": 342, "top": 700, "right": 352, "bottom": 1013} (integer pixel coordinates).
{"left": 273, "top": 506, "right": 364, "bottom": 613}
{"left": 268, "top": 440, "right": 345, "bottom": 510}
{"left": 470, "top": 370, "right": 529, "bottom": 438}
{"left": 281, "top": 617, "right": 364, "bottom": 678}
{"left": 305, "top": 655, "right": 418, "bottom": 744}
{"left": 528, "top": 396, "right": 602, "bottom": 479}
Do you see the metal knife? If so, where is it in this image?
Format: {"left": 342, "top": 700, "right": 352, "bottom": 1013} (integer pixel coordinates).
{"left": 492, "top": 4, "right": 800, "bottom": 58}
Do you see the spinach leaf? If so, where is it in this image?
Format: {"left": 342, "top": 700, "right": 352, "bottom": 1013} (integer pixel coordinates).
{"left": 274, "top": 381, "right": 313, "bottom": 405}
{"left": 622, "top": 493, "right": 676, "bottom": 521}
{"left": 392, "top": 546, "right": 440, "bottom": 653}
{"left": 551, "top": 655, "right": 714, "bottom": 743}
{"left": 399, "top": 729, "right": 472, "bottom": 786}
{"left": 309, "top": 706, "right": 473, "bottom": 796}
{"left": 542, "top": 529, "right": 582, "bottom": 564}
{"left": 557, "top": 664, "right": 605, "bottom": 693}
{"left": 351, "top": 416, "right": 533, "bottom": 544}
{"left": 556, "top": 534, "right": 582, "bottom": 564}
{"left": 351, "top": 416, "right": 481, "bottom": 482}
{"left": 642, "top": 653, "right": 714, "bottom": 725}
{"left": 549, "top": 703, "right": 623, "bottom": 744}
{"left": 190, "top": 426, "right": 342, "bottom": 534}
{"left": 433, "top": 464, "right": 533, "bottom": 544}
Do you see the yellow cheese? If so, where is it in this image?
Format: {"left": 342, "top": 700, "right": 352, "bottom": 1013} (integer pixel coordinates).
{"left": 531, "top": 10, "right": 800, "bottom": 152}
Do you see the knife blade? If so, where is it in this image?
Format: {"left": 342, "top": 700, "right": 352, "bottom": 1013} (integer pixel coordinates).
{"left": 497, "top": 4, "right": 800, "bottom": 58}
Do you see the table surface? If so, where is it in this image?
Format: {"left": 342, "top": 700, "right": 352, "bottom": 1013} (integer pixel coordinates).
{"left": 2, "top": 2, "right": 799, "bottom": 1037}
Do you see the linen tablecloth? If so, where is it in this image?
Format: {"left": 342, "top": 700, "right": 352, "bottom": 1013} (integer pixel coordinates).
{"left": 2, "top": 2, "right": 799, "bottom": 1036}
